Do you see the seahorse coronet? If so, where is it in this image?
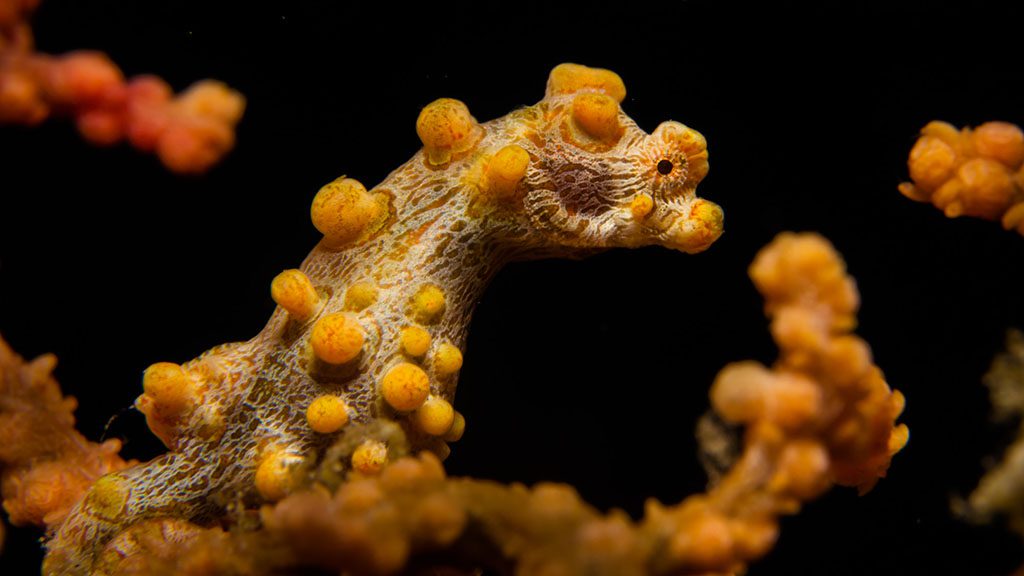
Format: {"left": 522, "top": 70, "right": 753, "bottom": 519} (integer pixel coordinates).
{"left": 42, "top": 62, "right": 724, "bottom": 574}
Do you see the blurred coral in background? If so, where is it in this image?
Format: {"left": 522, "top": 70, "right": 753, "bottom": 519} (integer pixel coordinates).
{"left": 0, "top": 0, "right": 243, "bottom": 173}
{"left": 900, "top": 120, "right": 1024, "bottom": 235}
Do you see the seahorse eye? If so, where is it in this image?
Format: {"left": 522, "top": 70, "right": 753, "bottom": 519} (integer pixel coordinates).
{"left": 657, "top": 159, "right": 674, "bottom": 175}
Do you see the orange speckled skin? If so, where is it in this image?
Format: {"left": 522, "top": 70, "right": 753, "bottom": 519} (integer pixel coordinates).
{"left": 42, "top": 64, "right": 723, "bottom": 574}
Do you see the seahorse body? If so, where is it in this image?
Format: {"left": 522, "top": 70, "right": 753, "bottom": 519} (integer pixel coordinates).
{"left": 43, "top": 63, "right": 723, "bottom": 574}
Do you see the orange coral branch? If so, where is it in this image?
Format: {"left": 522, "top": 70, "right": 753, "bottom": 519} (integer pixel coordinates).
{"left": 0, "top": 0, "right": 244, "bottom": 173}
{"left": 80, "top": 233, "right": 907, "bottom": 576}
{"left": 0, "top": 336, "right": 133, "bottom": 529}
{"left": 646, "top": 232, "right": 908, "bottom": 573}
{"left": 900, "top": 120, "right": 1024, "bottom": 233}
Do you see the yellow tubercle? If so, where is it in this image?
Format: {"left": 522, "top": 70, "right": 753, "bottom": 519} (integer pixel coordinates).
{"left": 416, "top": 98, "right": 482, "bottom": 166}
{"left": 255, "top": 450, "right": 301, "bottom": 502}
{"left": 410, "top": 284, "right": 446, "bottom": 323}
{"left": 676, "top": 124, "right": 709, "bottom": 158}
{"left": 433, "top": 342, "right": 463, "bottom": 377}
{"left": 306, "top": 395, "right": 350, "bottom": 434}
{"left": 669, "top": 199, "right": 724, "bottom": 253}
{"left": 481, "top": 144, "right": 530, "bottom": 199}
{"left": 270, "top": 269, "right": 320, "bottom": 320}
{"left": 400, "top": 325, "right": 432, "bottom": 357}
{"left": 381, "top": 362, "right": 431, "bottom": 411}
{"left": 84, "top": 475, "right": 130, "bottom": 521}
{"left": 351, "top": 440, "right": 388, "bottom": 474}
{"left": 443, "top": 411, "right": 466, "bottom": 442}
{"left": 137, "top": 361, "right": 197, "bottom": 448}
{"left": 310, "top": 177, "right": 380, "bottom": 248}
{"left": 310, "top": 312, "right": 365, "bottom": 364}
{"left": 546, "top": 63, "right": 627, "bottom": 103}
{"left": 140, "top": 362, "right": 195, "bottom": 418}
{"left": 571, "top": 93, "right": 622, "bottom": 143}
{"left": 344, "top": 281, "right": 379, "bottom": 311}
{"left": 413, "top": 395, "right": 455, "bottom": 436}
{"left": 693, "top": 200, "right": 724, "bottom": 228}
{"left": 630, "top": 194, "right": 654, "bottom": 220}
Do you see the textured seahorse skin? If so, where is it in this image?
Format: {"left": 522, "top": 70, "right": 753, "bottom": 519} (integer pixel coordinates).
{"left": 43, "top": 63, "right": 723, "bottom": 574}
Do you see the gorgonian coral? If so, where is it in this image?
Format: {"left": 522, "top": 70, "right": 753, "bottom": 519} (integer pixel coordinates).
{"left": 1, "top": 61, "right": 906, "bottom": 575}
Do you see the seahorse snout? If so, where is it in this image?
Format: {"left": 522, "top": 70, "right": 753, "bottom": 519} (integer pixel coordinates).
{"left": 663, "top": 198, "right": 724, "bottom": 253}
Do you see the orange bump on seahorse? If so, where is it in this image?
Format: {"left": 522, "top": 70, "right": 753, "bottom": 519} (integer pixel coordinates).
{"left": 8, "top": 63, "right": 722, "bottom": 574}
{"left": 900, "top": 120, "right": 1024, "bottom": 234}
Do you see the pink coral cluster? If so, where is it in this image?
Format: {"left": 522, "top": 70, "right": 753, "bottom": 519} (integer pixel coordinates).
{"left": 0, "top": 0, "right": 244, "bottom": 173}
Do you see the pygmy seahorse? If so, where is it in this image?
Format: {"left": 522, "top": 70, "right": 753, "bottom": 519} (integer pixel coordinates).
{"left": 43, "top": 63, "right": 723, "bottom": 574}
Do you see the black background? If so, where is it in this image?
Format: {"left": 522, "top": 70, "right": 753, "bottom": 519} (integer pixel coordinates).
{"left": 2, "top": 1, "right": 1023, "bottom": 574}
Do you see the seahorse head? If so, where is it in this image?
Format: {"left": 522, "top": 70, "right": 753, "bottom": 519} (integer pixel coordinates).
{"left": 513, "top": 63, "right": 724, "bottom": 255}
{"left": 412, "top": 64, "right": 723, "bottom": 257}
